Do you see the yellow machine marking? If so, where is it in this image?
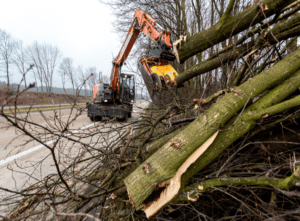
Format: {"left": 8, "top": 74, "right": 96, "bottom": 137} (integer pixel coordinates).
{"left": 150, "top": 64, "right": 178, "bottom": 82}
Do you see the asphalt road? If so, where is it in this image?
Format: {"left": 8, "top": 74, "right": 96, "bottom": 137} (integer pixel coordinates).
{"left": 0, "top": 100, "right": 150, "bottom": 215}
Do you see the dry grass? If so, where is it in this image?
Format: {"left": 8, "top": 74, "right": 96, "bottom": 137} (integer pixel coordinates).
{"left": 0, "top": 87, "right": 92, "bottom": 106}
{"left": 2, "top": 104, "right": 86, "bottom": 114}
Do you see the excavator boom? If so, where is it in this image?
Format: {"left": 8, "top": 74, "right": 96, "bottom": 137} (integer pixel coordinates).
{"left": 110, "top": 9, "right": 176, "bottom": 99}
{"left": 89, "top": 8, "right": 179, "bottom": 121}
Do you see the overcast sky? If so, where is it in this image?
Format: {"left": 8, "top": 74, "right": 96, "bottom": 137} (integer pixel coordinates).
{"left": 0, "top": 0, "right": 121, "bottom": 87}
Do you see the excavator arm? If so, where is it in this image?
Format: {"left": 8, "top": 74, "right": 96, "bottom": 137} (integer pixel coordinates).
{"left": 89, "top": 9, "right": 178, "bottom": 122}
{"left": 110, "top": 9, "right": 176, "bottom": 99}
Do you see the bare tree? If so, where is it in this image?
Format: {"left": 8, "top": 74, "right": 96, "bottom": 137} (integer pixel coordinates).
{"left": 59, "top": 57, "right": 77, "bottom": 93}
{"left": 85, "top": 67, "right": 98, "bottom": 95}
{"left": 77, "top": 65, "right": 88, "bottom": 95}
{"left": 12, "top": 40, "right": 31, "bottom": 87}
{"left": 27, "top": 41, "right": 61, "bottom": 92}
{"left": 0, "top": 29, "right": 16, "bottom": 87}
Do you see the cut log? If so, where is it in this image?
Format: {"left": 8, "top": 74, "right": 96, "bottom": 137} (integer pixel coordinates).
{"left": 124, "top": 46, "right": 300, "bottom": 209}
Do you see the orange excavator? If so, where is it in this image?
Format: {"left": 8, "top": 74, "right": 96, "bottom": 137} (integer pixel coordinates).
{"left": 88, "top": 9, "right": 178, "bottom": 121}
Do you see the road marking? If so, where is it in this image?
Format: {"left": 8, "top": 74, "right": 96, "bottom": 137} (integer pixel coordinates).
{"left": 0, "top": 122, "right": 99, "bottom": 166}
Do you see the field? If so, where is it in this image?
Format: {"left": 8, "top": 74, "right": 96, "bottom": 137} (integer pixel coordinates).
{"left": 0, "top": 87, "right": 92, "bottom": 106}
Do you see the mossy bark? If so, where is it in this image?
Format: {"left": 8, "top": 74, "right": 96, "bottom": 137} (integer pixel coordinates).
{"left": 145, "top": 127, "right": 185, "bottom": 158}
{"left": 125, "top": 47, "right": 300, "bottom": 208}
{"left": 176, "top": 166, "right": 300, "bottom": 201}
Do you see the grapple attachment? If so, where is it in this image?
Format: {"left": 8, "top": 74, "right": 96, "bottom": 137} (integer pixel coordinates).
{"left": 138, "top": 58, "right": 179, "bottom": 106}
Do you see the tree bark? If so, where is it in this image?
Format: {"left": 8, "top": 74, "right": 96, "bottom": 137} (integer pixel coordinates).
{"left": 125, "top": 46, "right": 300, "bottom": 208}
{"left": 176, "top": 166, "right": 300, "bottom": 201}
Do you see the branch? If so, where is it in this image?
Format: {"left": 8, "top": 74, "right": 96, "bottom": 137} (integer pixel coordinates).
{"left": 193, "top": 89, "right": 232, "bottom": 105}
{"left": 56, "top": 212, "right": 101, "bottom": 221}
{"left": 134, "top": 105, "right": 173, "bottom": 164}
{"left": 215, "top": 0, "right": 236, "bottom": 29}
{"left": 179, "top": 166, "right": 300, "bottom": 201}
{"left": 250, "top": 94, "right": 300, "bottom": 121}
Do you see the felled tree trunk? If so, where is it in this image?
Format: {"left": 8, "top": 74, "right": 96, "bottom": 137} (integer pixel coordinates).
{"left": 124, "top": 46, "right": 300, "bottom": 213}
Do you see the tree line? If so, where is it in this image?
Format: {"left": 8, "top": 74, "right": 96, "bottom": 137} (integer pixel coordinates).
{"left": 0, "top": 29, "right": 109, "bottom": 95}
{"left": 0, "top": 80, "right": 93, "bottom": 95}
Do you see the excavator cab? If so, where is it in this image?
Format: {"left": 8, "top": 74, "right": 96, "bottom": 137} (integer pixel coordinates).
{"left": 120, "top": 73, "right": 135, "bottom": 104}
